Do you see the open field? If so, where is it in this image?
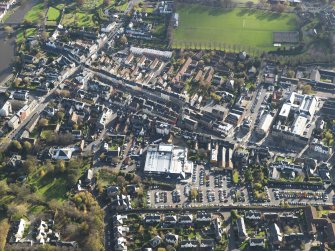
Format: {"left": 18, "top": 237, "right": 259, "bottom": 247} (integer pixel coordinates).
{"left": 16, "top": 28, "right": 37, "bottom": 43}
{"left": 172, "top": 4, "right": 297, "bottom": 52}
{"left": 61, "top": 12, "right": 96, "bottom": 27}
{"left": 47, "top": 6, "right": 61, "bottom": 21}
{"left": 23, "top": 2, "right": 44, "bottom": 23}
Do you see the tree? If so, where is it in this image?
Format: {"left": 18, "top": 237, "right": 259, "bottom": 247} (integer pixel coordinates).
{"left": 22, "top": 156, "right": 37, "bottom": 175}
{"left": 132, "top": 175, "right": 141, "bottom": 185}
{"left": 190, "top": 188, "right": 198, "bottom": 200}
{"left": 76, "top": 0, "right": 85, "bottom": 7}
{"left": 14, "top": 78, "right": 22, "bottom": 87}
{"left": 56, "top": 111, "right": 65, "bottom": 121}
{"left": 120, "top": 35, "right": 128, "bottom": 45}
{"left": 45, "top": 160, "right": 54, "bottom": 174}
{"left": 56, "top": 160, "right": 66, "bottom": 173}
{"left": 246, "top": 1, "right": 254, "bottom": 8}
{"left": 41, "top": 31, "right": 49, "bottom": 41}
{"left": 67, "top": 168, "right": 81, "bottom": 188}
{"left": 7, "top": 203, "right": 28, "bottom": 220}
{"left": 39, "top": 118, "right": 49, "bottom": 127}
{"left": 272, "top": 3, "right": 287, "bottom": 13}
{"left": 44, "top": 131, "right": 57, "bottom": 145}
{"left": 4, "top": 26, "right": 14, "bottom": 35}
{"left": 22, "top": 141, "right": 32, "bottom": 153}
{"left": 10, "top": 140, "right": 22, "bottom": 152}
{"left": 235, "top": 78, "right": 245, "bottom": 88}
{"left": 286, "top": 70, "right": 295, "bottom": 78}
{"left": 0, "top": 219, "right": 10, "bottom": 251}
{"left": 220, "top": 0, "right": 233, "bottom": 8}
{"left": 117, "top": 176, "right": 126, "bottom": 187}
{"left": 302, "top": 84, "right": 312, "bottom": 94}
{"left": 0, "top": 180, "right": 9, "bottom": 196}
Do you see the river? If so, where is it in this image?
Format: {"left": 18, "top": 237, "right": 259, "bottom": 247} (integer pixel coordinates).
{"left": 0, "top": 0, "right": 39, "bottom": 83}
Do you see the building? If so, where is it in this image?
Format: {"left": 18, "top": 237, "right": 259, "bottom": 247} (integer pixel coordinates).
{"left": 236, "top": 217, "right": 248, "bottom": 240}
{"left": 0, "top": 101, "right": 12, "bottom": 117}
{"left": 144, "top": 144, "right": 193, "bottom": 179}
{"left": 49, "top": 148, "right": 73, "bottom": 160}
{"left": 130, "top": 46, "right": 172, "bottom": 60}
{"left": 12, "top": 90, "right": 29, "bottom": 101}
{"left": 173, "top": 13, "right": 179, "bottom": 28}
{"left": 256, "top": 113, "right": 274, "bottom": 136}
{"left": 249, "top": 238, "right": 266, "bottom": 248}
{"left": 155, "top": 122, "right": 171, "bottom": 136}
{"left": 270, "top": 223, "right": 283, "bottom": 244}
{"left": 272, "top": 92, "right": 318, "bottom": 145}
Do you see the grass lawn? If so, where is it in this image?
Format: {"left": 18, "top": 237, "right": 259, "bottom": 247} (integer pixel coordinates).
{"left": 173, "top": 5, "right": 297, "bottom": 52}
{"left": 47, "top": 7, "right": 61, "bottom": 21}
{"left": 61, "top": 12, "right": 96, "bottom": 27}
{"left": 33, "top": 175, "right": 69, "bottom": 201}
{"left": 40, "top": 129, "right": 54, "bottom": 140}
{"left": 24, "top": 2, "right": 44, "bottom": 23}
{"left": 16, "top": 28, "right": 37, "bottom": 43}
{"left": 233, "top": 170, "right": 239, "bottom": 184}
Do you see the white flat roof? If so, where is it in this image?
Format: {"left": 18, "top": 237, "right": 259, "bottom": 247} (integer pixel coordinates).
{"left": 279, "top": 103, "right": 291, "bottom": 117}
{"left": 292, "top": 115, "right": 307, "bottom": 136}
{"left": 144, "top": 144, "right": 193, "bottom": 176}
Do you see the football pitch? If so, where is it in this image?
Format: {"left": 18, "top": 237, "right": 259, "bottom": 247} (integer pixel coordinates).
{"left": 172, "top": 5, "right": 298, "bottom": 52}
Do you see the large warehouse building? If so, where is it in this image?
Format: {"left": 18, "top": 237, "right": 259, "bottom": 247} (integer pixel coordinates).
{"left": 144, "top": 144, "right": 193, "bottom": 179}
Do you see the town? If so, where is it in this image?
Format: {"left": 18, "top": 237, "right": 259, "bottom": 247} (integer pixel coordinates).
{"left": 0, "top": 0, "right": 335, "bottom": 250}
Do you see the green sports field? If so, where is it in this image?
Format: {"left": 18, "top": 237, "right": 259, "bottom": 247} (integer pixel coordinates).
{"left": 173, "top": 5, "right": 298, "bottom": 52}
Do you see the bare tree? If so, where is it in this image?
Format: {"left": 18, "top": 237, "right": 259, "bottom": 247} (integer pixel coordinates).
{"left": 246, "top": 1, "right": 254, "bottom": 8}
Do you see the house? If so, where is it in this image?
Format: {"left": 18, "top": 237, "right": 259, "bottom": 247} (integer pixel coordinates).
{"left": 163, "top": 214, "right": 177, "bottom": 225}
{"left": 269, "top": 223, "right": 283, "bottom": 244}
{"left": 49, "top": 148, "right": 73, "bottom": 160}
{"left": 10, "top": 219, "right": 26, "bottom": 242}
{"left": 114, "top": 237, "right": 127, "bottom": 251}
{"left": 35, "top": 219, "right": 60, "bottom": 244}
{"left": 200, "top": 239, "right": 215, "bottom": 250}
{"left": 22, "top": 54, "right": 38, "bottom": 64}
{"left": 113, "top": 214, "right": 128, "bottom": 226}
{"left": 0, "top": 101, "right": 12, "bottom": 117}
{"left": 114, "top": 226, "right": 129, "bottom": 237}
{"left": 111, "top": 194, "right": 132, "bottom": 210}
{"left": 107, "top": 186, "right": 120, "bottom": 197}
{"left": 236, "top": 217, "right": 248, "bottom": 240}
{"left": 7, "top": 155, "right": 22, "bottom": 168}
{"left": 245, "top": 210, "right": 262, "bottom": 220}
{"left": 179, "top": 214, "right": 193, "bottom": 224}
{"left": 213, "top": 217, "right": 224, "bottom": 240}
{"left": 165, "top": 232, "right": 179, "bottom": 245}
{"left": 180, "top": 239, "right": 199, "bottom": 249}
{"left": 12, "top": 90, "right": 29, "bottom": 101}
{"left": 197, "top": 212, "right": 212, "bottom": 222}
{"left": 249, "top": 238, "right": 266, "bottom": 248}
{"left": 8, "top": 115, "right": 20, "bottom": 129}
{"left": 304, "top": 206, "right": 317, "bottom": 235}
{"left": 145, "top": 214, "right": 161, "bottom": 224}
{"left": 126, "top": 184, "right": 139, "bottom": 195}
{"left": 149, "top": 235, "right": 162, "bottom": 248}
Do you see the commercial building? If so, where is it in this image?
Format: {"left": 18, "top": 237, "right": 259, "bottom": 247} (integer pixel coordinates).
{"left": 272, "top": 92, "right": 318, "bottom": 145}
{"left": 144, "top": 144, "right": 193, "bottom": 179}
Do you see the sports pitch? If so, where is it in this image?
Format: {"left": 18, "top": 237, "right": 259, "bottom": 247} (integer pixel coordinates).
{"left": 172, "top": 5, "right": 297, "bottom": 51}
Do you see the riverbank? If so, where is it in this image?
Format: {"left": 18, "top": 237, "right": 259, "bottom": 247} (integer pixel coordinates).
{"left": 0, "top": 0, "right": 39, "bottom": 83}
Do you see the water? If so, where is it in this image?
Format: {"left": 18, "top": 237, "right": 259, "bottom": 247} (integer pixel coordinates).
{"left": 0, "top": 0, "right": 39, "bottom": 83}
